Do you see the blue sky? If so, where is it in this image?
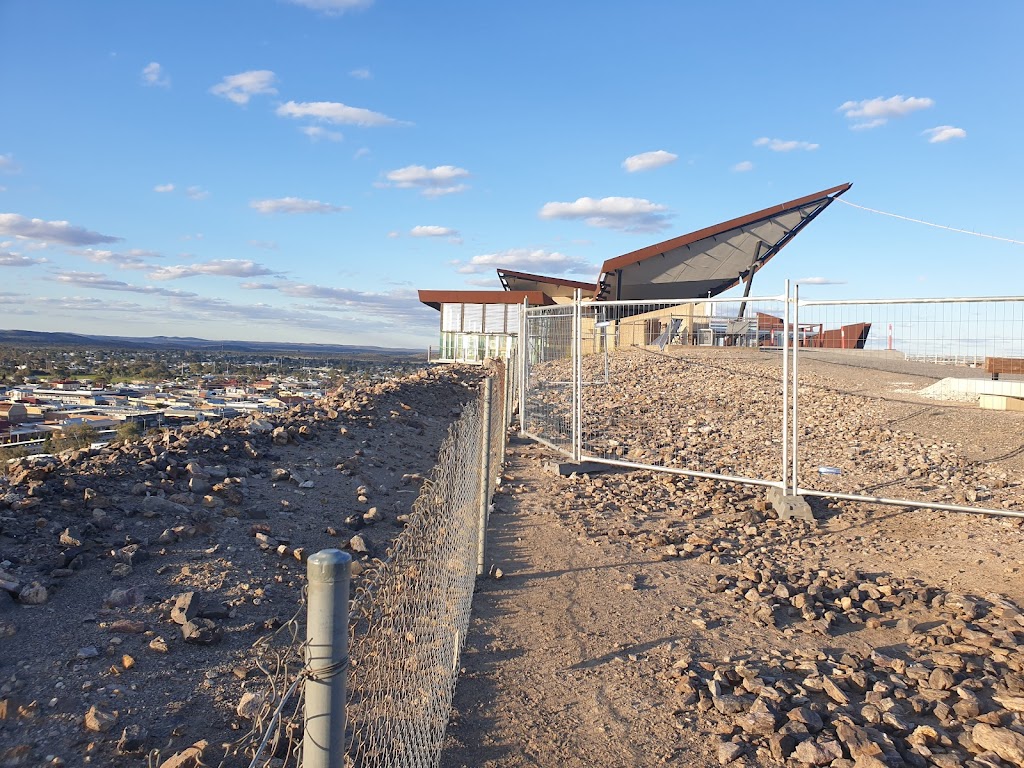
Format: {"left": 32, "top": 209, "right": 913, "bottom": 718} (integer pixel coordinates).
{"left": 1, "top": 1, "right": 1022, "bottom": 348}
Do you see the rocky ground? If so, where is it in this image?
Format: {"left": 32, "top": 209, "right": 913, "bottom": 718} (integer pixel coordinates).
{"left": 443, "top": 349, "right": 1024, "bottom": 768}
{"left": 0, "top": 365, "right": 481, "bottom": 768}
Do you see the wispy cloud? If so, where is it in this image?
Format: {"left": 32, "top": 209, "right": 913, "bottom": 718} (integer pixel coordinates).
{"left": 250, "top": 197, "right": 349, "bottom": 214}
{"left": 153, "top": 183, "right": 175, "bottom": 193}
{"left": 539, "top": 196, "right": 672, "bottom": 233}
{"left": 923, "top": 125, "right": 967, "bottom": 143}
{"left": 51, "top": 270, "right": 196, "bottom": 297}
{"left": 350, "top": 67, "right": 372, "bottom": 79}
{"left": 0, "top": 213, "right": 121, "bottom": 246}
{"left": 301, "top": 126, "right": 344, "bottom": 142}
{"left": 248, "top": 240, "right": 279, "bottom": 250}
{"left": 838, "top": 95, "right": 934, "bottom": 129}
{"left": 210, "top": 70, "right": 278, "bottom": 105}
{"left": 732, "top": 160, "right": 754, "bottom": 173}
{"left": 0, "top": 251, "right": 46, "bottom": 267}
{"left": 276, "top": 100, "right": 404, "bottom": 127}
{"left": 383, "top": 165, "right": 470, "bottom": 197}
{"left": 0, "top": 154, "right": 18, "bottom": 173}
{"left": 186, "top": 185, "right": 209, "bottom": 200}
{"left": 754, "top": 137, "right": 819, "bottom": 152}
{"left": 285, "top": 0, "right": 373, "bottom": 14}
{"left": 410, "top": 225, "right": 459, "bottom": 239}
{"left": 147, "top": 259, "right": 278, "bottom": 281}
{"left": 455, "top": 248, "right": 593, "bottom": 276}
{"left": 796, "top": 276, "right": 846, "bottom": 285}
{"left": 622, "top": 150, "right": 677, "bottom": 173}
{"left": 80, "top": 247, "right": 162, "bottom": 270}
{"left": 142, "top": 62, "right": 170, "bottom": 87}
{"left": 240, "top": 279, "right": 431, "bottom": 326}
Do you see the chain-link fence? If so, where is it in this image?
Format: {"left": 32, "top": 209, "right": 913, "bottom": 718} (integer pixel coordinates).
{"left": 239, "top": 364, "right": 512, "bottom": 768}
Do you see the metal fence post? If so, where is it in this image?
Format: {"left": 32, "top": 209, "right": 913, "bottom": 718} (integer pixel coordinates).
{"left": 519, "top": 298, "right": 528, "bottom": 430}
{"left": 303, "top": 549, "right": 351, "bottom": 768}
{"left": 791, "top": 283, "right": 800, "bottom": 493}
{"left": 781, "top": 279, "right": 790, "bottom": 496}
{"left": 477, "top": 378, "right": 493, "bottom": 576}
{"left": 572, "top": 288, "right": 582, "bottom": 463}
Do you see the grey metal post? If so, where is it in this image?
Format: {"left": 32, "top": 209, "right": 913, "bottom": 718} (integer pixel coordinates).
{"left": 303, "top": 549, "right": 351, "bottom": 768}
{"left": 572, "top": 288, "right": 582, "bottom": 463}
{"left": 519, "top": 298, "right": 528, "bottom": 432}
{"left": 781, "top": 280, "right": 789, "bottom": 496}
{"left": 477, "top": 377, "right": 493, "bottom": 576}
{"left": 791, "top": 283, "right": 800, "bottom": 493}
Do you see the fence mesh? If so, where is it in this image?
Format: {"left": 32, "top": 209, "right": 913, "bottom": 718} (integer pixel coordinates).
{"left": 577, "top": 299, "right": 787, "bottom": 484}
{"left": 239, "top": 365, "right": 511, "bottom": 768}
{"left": 342, "top": 364, "right": 511, "bottom": 767}
{"left": 522, "top": 305, "right": 575, "bottom": 453}
{"left": 791, "top": 297, "right": 1024, "bottom": 513}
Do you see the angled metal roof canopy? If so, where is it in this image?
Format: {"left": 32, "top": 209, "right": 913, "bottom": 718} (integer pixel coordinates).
{"left": 596, "top": 182, "right": 851, "bottom": 301}
{"left": 497, "top": 269, "right": 598, "bottom": 299}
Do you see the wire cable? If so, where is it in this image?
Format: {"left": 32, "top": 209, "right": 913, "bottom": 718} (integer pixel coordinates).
{"left": 836, "top": 198, "right": 1024, "bottom": 246}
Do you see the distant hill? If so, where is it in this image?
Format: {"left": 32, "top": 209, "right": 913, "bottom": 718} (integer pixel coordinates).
{"left": 0, "top": 329, "right": 423, "bottom": 357}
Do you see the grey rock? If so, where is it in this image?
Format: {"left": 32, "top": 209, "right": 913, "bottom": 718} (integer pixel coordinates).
{"left": 182, "top": 618, "right": 222, "bottom": 645}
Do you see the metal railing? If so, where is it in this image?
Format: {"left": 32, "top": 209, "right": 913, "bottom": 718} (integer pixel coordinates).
{"left": 521, "top": 284, "right": 1024, "bottom": 518}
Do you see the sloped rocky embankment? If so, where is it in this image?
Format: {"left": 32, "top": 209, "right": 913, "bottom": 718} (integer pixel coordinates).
{"left": 0, "top": 365, "right": 481, "bottom": 767}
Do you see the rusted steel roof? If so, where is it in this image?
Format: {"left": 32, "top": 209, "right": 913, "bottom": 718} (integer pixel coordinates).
{"left": 417, "top": 289, "right": 553, "bottom": 311}
{"left": 497, "top": 269, "right": 598, "bottom": 297}
{"left": 597, "top": 182, "right": 851, "bottom": 301}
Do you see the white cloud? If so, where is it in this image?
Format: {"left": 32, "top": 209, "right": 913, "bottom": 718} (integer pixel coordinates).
{"left": 301, "top": 126, "right": 344, "bottom": 142}
{"left": 248, "top": 239, "right": 279, "bottom": 250}
{"left": 350, "top": 67, "right": 372, "bottom": 79}
{"left": 753, "top": 137, "right": 819, "bottom": 152}
{"left": 538, "top": 196, "right": 672, "bottom": 233}
{"left": 239, "top": 279, "right": 430, "bottom": 327}
{"left": 732, "top": 161, "right": 754, "bottom": 173}
{"left": 410, "top": 225, "right": 458, "bottom": 238}
{"left": 455, "top": 248, "right": 593, "bottom": 276}
{"left": 142, "top": 62, "right": 170, "bottom": 88}
{"left": 80, "top": 247, "right": 162, "bottom": 270}
{"left": 354, "top": 147, "right": 371, "bottom": 160}
{"left": 186, "top": 185, "right": 209, "bottom": 200}
{"left": 0, "top": 154, "right": 17, "bottom": 173}
{"left": 153, "top": 183, "right": 175, "bottom": 193}
{"left": 147, "top": 259, "right": 278, "bottom": 281}
{"left": 51, "top": 270, "right": 196, "bottom": 297}
{"left": 386, "top": 231, "right": 400, "bottom": 239}
{"left": 285, "top": 0, "right": 373, "bottom": 14}
{"left": 796, "top": 277, "right": 847, "bottom": 285}
{"left": 622, "top": 150, "right": 678, "bottom": 173}
{"left": 838, "top": 95, "right": 934, "bottom": 129}
{"left": 0, "top": 251, "right": 45, "bottom": 267}
{"left": 276, "top": 100, "right": 404, "bottom": 127}
{"left": 250, "top": 197, "right": 349, "bottom": 214}
{"left": 384, "top": 165, "right": 470, "bottom": 197}
{"left": 923, "top": 125, "right": 967, "bottom": 143}
{"left": 0, "top": 213, "right": 121, "bottom": 246}
{"left": 210, "top": 70, "right": 278, "bottom": 105}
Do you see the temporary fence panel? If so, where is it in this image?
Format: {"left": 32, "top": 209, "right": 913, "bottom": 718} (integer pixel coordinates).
{"left": 791, "top": 295, "right": 1024, "bottom": 517}
{"left": 521, "top": 303, "right": 576, "bottom": 455}
{"left": 576, "top": 297, "right": 789, "bottom": 488}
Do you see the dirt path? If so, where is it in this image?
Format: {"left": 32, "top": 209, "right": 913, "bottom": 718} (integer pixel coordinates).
{"left": 443, "top": 438, "right": 722, "bottom": 768}
{"left": 442, "top": 433, "right": 1024, "bottom": 768}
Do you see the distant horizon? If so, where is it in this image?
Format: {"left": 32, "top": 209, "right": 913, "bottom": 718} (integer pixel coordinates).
{"left": 2, "top": 2, "right": 1021, "bottom": 346}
